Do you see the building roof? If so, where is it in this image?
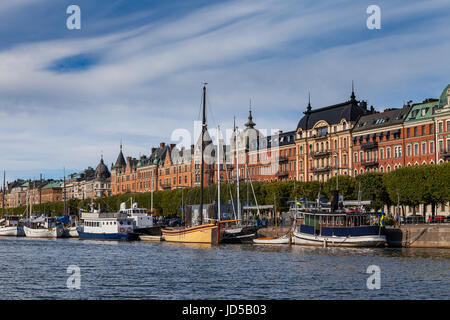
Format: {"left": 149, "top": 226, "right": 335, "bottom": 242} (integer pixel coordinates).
{"left": 95, "top": 157, "right": 110, "bottom": 180}
{"left": 114, "top": 144, "right": 126, "bottom": 168}
{"left": 42, "top": 181, "right": 63, "bottom": 190}
{"left": 353, "top": 106, "right": 411, "bottom": 133}
{"left": 296, "top": 93, "right": 368, "bottom": 131}
{"left": 404, "top": 99, "right": 440, "bottom": 123}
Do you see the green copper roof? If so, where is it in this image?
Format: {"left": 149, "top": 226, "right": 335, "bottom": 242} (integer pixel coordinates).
{"left": 42, "top": 181, "right": 63, "bottom": 189}
{"left": 439, "top": 84, "right": 450, "bottom": 106}
{"left": 404, "top": 101, "right": 439, "bottom": 123}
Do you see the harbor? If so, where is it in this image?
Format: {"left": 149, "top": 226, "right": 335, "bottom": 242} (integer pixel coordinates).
{"left": 0, "top": 235, "right": 449, "bottom": 300}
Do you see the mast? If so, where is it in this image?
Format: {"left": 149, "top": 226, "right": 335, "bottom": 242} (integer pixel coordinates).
{"left": 199, "top": 83, "right": 207, "bottom": 225}
{"left": 217, "top": 125, "right": 221, "bottom": 222}
{"left": 63, "top": 167, "right": 67, "bottom": 216}
{"left": 236, "top": 127, "right": 241, "bottom": 225}
{"left": 2, "top": 171, "right": 5, "bottom": 217}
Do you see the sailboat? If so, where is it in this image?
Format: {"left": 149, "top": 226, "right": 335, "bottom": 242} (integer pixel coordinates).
{"left": 161, "top": 84, "right": 219, "bottom": 244}
{"left": 253, "top": 194, "right": 290, "bottom": 244}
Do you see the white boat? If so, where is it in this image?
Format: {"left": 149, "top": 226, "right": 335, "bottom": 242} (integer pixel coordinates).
{"left": 0, "top": 216, "right": 25, "bottom": 236}
{"left": 119, "top": 201, "right": 160, "bottom": 235}
{"left": 139, "top": 235, "right": 163, "bottom": 241}
{"left": 77, "top": 211, "right": 139, "bottom": 241}
{"left": 253, "top": 234, "right": 291, "bottom": 244}
{"left": 63, "top": 226, "right": 79, "bottom": 238}
{"left": 292, "top": 210, "right": 386, "bottom": 247}
{"left": 23, "top": 217, "right": 64, "bottom": 238}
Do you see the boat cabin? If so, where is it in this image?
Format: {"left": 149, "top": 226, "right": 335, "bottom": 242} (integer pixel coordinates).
{"left": 0, "top": 215, "right": 22, "bottom": 227}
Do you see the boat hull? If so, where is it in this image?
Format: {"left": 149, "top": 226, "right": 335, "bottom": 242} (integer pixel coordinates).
{"left": 63, "top": 227, "right": 79, "bottom": 238}
{"left": 0, "top": 226, "right": 25, "bottom": 237}
{"left": 23, "top": 225, "right": 64, "bottom": 238}
{"left": 292, "top": 231, "right": 386, "bottom": 247}
{"left": 77, "top": 228, "right": 138, "bottom": 241}
{"left": 220, "top": 226, "right": 257, "bottom": 244}
{"left": 253, "top": 235, "right": 291, "bottom": 244}
{"left": 162, "top": 224, "right": 218, "bottom": 244}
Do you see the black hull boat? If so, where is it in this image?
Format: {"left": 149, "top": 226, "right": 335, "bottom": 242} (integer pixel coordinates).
{"left": 220, "top": 226, "right": 258, "bottom": 244}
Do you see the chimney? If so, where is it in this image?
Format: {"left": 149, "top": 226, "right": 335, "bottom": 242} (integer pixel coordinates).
{"left": 170, "top": 144, "right": 176, "bottom": 151}
{"left": 160, "top": 142, "right": 165, "bottom": 148}
{"left": 370, "top": 105, "right": 375, "bottom": 113}
{"left": 151, "top": 147, "right": 156, "bottom": 154}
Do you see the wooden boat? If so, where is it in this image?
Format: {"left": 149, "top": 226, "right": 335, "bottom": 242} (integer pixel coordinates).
{"left": 253, "top": 234, "right": 291, "bottom": 244}
{"left": 162, "top": 223, "right": 218, "bottom": 243}
{"left": 23, "top": 217, "right": 64, "bottom": 238}
{"left": 161, "top": 84, "right": 218, "bottom": 244}
{"left": 0, "top": 216, "right": 25, "bottom": 236}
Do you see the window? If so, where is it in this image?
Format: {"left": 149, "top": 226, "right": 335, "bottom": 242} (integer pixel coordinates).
{"left": 380, "top": 148, "right": 384, "bottom": 160}
{"left": 421, "top": 125, "right": 425, "bottom": 136}
{"left": 430, "top": 141, "right": 434, "bottom": 154}
{"left": 429, "top": 124, "right": 434, "bottom": 134}
{"left": 422, "top": 142, "right": 426, "bottom": 155}
{"left": 386, "top": 147, "right": 391, "bottom": 159}
{"left": 414, "top": 144, "right": 419, "bottom": 156}
{"left": 407, "top": 128, "right": 411, "bottom": 138}
{"left": 439, "top": 140, "right": 444, "bottom": 152}
{"left": 334, "top": 140, "right": 338, "bottom": 149}
{"left": 343, "top": 138, "right": 347, "bottom": 148}
{"left": 414, "top": 127, "right": 418, "bottom": 137}
{"left": 354, "top": 152, "right": 358, "bottom": 163}
{"left": 438, "top": 122, "right": 443, "bottom": 133}
{"left": 407, "top": 144, "right": 412, "bottom": 157}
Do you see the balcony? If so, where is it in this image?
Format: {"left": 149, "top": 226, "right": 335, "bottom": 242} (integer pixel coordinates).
{"left": 161, "top": 183, "right": 172, "bottom": 190}
{"left": 361, "top": 141, "right": 378, "bottom": 150}
{"left": 312, "top": 133, "right": 328, "bottom": 140}
{"left": 311, "top": 166, "right": 332, "bottom": 174}
{"left": 441, "top": 151, "right": 450, "bottom": 160}
{"left": 361, "top": 160, "right": 378, "bottom": 168}
{"left": 275, "top": 171, "right": 289, "bottom": 177}
{"left": 278, "top": 156, "right": 288, "bottom": 163}
{"left": 311, "top": 150, "right": 331, "bottom": 158}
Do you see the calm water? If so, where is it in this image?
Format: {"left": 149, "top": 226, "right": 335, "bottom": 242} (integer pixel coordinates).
{"left": 0, "top": 237, "right": 449, "bottom": 300}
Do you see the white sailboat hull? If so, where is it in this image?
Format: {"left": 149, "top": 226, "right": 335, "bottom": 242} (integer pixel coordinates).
{"left": 0, "top": 226, "right": 25, "bottom": 237}
{"left": 253, "top": 234, "right": 291, "bottom": 244}
{"left": 292, "top": 230, "right": 386, "bottom": 247}
{"left": 63, "top": 226, "right": 79, "bottom": 238}
{"left": 24, "top": 225, "right": 64, "bottom": 238}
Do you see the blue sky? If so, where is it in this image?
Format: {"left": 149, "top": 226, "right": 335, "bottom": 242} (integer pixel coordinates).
{"left": 0, "top": 0, "right": 449, "bottom": 182}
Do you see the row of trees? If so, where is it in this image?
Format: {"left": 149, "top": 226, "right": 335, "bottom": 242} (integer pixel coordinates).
{"left": 4, "top": 163, "right": 449, "bottom": 218}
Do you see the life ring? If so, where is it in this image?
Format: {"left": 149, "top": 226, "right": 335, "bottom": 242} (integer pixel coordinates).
{"left": 119, "top": 227, "right": 125, "bottom": 233}
{"left": 126, "top": 227, "right": 132, "bottom": 232}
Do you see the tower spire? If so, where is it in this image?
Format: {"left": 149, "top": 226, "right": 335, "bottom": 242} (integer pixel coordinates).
{"left": 307, "top": 91, "right": 312, "bottom": 112}
{"left": 350, "top": 80, "right": 356, "bottom": 101}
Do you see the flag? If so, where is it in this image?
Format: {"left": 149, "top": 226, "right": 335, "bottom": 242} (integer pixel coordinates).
{"left": 296, "top": 200, "right": 305, "bottom": 208}
{"left": 379, "top": 209, "right": 385, "bottom": 227}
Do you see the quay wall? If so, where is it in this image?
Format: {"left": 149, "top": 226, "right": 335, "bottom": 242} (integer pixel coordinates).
{"left": 385, "top": 225, "right": 450, "bottom": 248}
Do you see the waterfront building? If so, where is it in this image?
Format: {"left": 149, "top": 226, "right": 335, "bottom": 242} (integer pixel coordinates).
{"left": 295, "top": 88, "right": 371, "bottom": 182}
{"left": 40, "top": 181, "right": 63, "bottom": 203}
{"left": 403, "top": 99, "right": 439, "bottom": 167}
{"left": 352, "top": 105, "right": 411, "bottom": 174}
{"left": 434, "top": 84, "right": 450, "bottom": 163}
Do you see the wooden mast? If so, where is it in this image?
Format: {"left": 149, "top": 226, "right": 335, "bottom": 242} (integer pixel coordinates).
{"left": 199, "top": 83, "right": 207, "bottom": 225}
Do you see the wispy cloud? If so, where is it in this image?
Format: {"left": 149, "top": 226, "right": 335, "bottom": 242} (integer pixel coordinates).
{"left": 0, "top": 0, "right": 449, "bottom": 181}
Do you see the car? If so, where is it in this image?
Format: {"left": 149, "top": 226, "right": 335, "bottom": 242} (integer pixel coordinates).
{"left": 168, "top": 217, "right": 182, "bottom": 227}
{"left": 405, "top": 215, "right": 425, "bottom": 224}
{"left": 446, "top": 215, "right": 450, "bottom": 223}
{"left": 428, "top": 215, "right": 446, "bottom": 223}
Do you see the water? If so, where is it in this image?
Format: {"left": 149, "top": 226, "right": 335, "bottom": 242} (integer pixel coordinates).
{"left": 0, "top": 237, "right": 449, "bottom": 300}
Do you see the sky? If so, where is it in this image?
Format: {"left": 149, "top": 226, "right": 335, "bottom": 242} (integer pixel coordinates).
{"left": 0, "top": 0, "right": 449, "bottom": 182}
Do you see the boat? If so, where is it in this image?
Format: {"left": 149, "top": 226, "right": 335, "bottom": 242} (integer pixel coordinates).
{"left": 139, "top": 234, "right": 163, "bottom": 241}
{"left": 292, "top": 209, "right": 386, "bottom": 247}
{"left": 0, "top": 215, "right": 25, "bottom": 236}
{"left": 23, "top": 216, "right": 64, "bottom": 238}
{"left": 253, "top": 195, "right": 290, "bottom": 245}
{"left": 77, "top": 210, "right": 139, "bottom": 241}
{"left": 161, "top": 84, "right": 219, "bottom": 244}
{"left": 253, "top": 234, "right": 291, "bottom": 244}
{"left": 119, "top": 200, "right": 161, "bottom": 236}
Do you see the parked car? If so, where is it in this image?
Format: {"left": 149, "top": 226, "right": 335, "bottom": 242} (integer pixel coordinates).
{"left": 405, "top": 215, "right": 425, "bottom": 224}
{"left": 428, "top": 215, "right": 446, "bottom": 223}
{"left": 446, "top": 215, "right": 450, "bottom": 223}
{"left": 168, "top": 217, "right": 182, "bottom": 227}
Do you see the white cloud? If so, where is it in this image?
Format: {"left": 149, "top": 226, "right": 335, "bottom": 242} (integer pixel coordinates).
{"left": 0, "top": 0, "right": 449, "bottom": 180}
